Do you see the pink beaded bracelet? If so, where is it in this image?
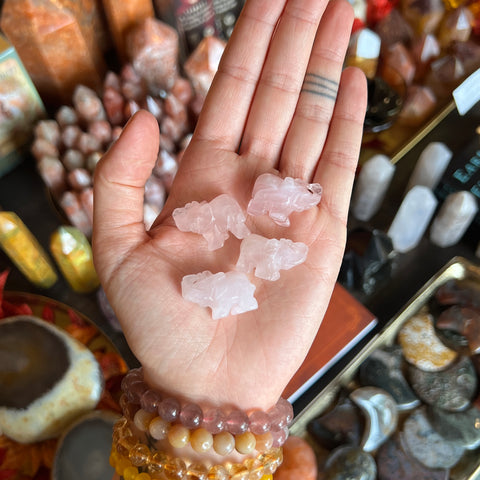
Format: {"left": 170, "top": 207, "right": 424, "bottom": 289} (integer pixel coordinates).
{"left": 120, "top": 367, "right": 294, "bottom": 442}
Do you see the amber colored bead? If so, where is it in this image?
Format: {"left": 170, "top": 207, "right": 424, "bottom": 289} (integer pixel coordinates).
{"left": 134, "top": 409, "right": 157, "bottom": 432}
{"left": 147, "top": 451, "right": 168, "bottom": 477}
{"left": 149, "top": 416, "right": 169, "bottom": 440}
{"left": 168, "top": 424, "right": 190, "bottom": 448}
{"left": 186, "top": 462, "right": 208, "bottom": 480}
{"left": 163, "top": 457, "right": 187, "bottom": 480}
{"left": 254, "top": 432, "right": 273, "bottom": 453}
{"left": 116, "top": 436, "right": 137, "bottom": 456}
{"left": 115, "top": 456, "right": 132, "bottom": 476}
{"left": 259, "top": 449, "right": 283, "bottom": 475}
{"left": 213, "top": 431, "right": 235, "bottom": 456}
{"left": 123, "top": 466, "right": 139, "bottom": 480}
{"left": 136, "top": 473, "right": 152, "bottom": 480}
{"left": 129, "top": 443, "right": 151, "bottom": 467}
{"left": 235, "top": 431, "right": 256, "bottom": 455}
{"left": 208, "top": 465, "right": 229, "bottom": 480}
{"left": 228, "top": 463, "right": 249, "bottom": 480}
{"left": 243, "top": 458, "right": 265, "bottom": 480}
{"left": 191, "top": 428, "right": 214, "bottom": 453}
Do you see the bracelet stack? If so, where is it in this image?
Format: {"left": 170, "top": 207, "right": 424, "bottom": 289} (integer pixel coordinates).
{"left": 110, "top": 367, "right": 293, "bottom": 480}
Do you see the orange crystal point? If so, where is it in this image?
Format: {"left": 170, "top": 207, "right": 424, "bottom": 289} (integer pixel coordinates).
{"left": 0, "top": 0, "right": 106, "bottom": 105}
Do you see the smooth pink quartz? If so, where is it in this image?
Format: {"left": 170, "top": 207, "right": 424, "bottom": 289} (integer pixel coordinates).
{"left": 181, "top": 271, "right": 258, "bottom": 319}
{"left": 236, "top": 234, "right": 308, "bottom": 281}
{"left": 247, "top": 173, "right": 322, "bottom": 226}
{"left": 173, "top": 194, "right": 250, "bottom": 250}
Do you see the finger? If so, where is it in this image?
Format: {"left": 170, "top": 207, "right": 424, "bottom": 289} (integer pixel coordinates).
{"left": 193, "top": 0, "right": 287, "bottom": 151}
{"left": 314, "top": 67, "right": 367, "bottom": 222}
{"left": 92, "top": 110, "right": 160, "bottom": 280}
{"left": 279, "top": 0, "right": 354, "bottom": 181}
{"left": 238, "top": 0, "right": 329, "bottom": 164}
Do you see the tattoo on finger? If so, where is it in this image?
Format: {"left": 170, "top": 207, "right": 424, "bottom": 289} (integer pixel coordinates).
{"left": 302, "top": 73, "right": 338, "bottom": 101}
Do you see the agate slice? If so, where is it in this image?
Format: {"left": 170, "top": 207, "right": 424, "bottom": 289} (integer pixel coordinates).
{"left": 397, "top": 313, "right": 457, "bottom": 372}
{"left": 408, "top": 355, "right": 477, "bottom": 411}
{"left": 358, "top": 345, "right": 420, "bottom": 411}
{"left": 173, "top": 194, "right": 250, "bottom": 250}
{"left": 350, "top": 386, "right": 398, "bottom": 452}
{"left": 402, "top": 407, "right": 465, "bottom": 469}
{"left": 247, "top": 173, "right": 322, "bottom": 226}
{"left": 324, "top": 445, "right": 377, "bottom": 480}
{"left": 236, "top": 234, "right": 308, "bottom": 281}
{"left": 0, "top": 316, "right": 103, "bottom": 443}
{"left": 181, "top": 271, "right": 257, "bottom": 319}
{"left": 376, "top": 434, "right": 449, "bottom": 480}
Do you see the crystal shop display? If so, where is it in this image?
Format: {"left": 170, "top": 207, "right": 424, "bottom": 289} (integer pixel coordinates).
{"left": 0, "top": 212, "right": 57, "bottom": 288}
{"left": 0, "top": 0, "right": 106, "bottom": 104}
{"left": 0, "top": 315, "right": 103, "bottom": 443}
{"left": 50, "top": 225, "right": 100, "bottom": 293}
{"left": 430, "top": 190, "right": 478, "bottom": 247}
{"left": 247, "top": 174, "right": 322, "bottom": 227}
{"left": 236, "top": 234, "right": 308, "bottom": 281}
{"left": 102, "top": 0, "right": 155, "bottom": 62}
{"left": 387, "top": 185, "right": 438, "bottom": 253}
{"left": 351, "top": 154, "right": 396, "bottom": 221}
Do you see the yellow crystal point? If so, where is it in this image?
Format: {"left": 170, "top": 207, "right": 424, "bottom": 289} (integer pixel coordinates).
{"left": 50, "top": 225, "right": 99, "bottom": 293}
{"left": 0, "top": 211, "right": 57, "bottom": 288}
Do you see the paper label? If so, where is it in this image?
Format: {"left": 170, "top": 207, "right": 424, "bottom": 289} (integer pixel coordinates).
{"left": 453, "top": 67, "right": 480, "bottom": 116}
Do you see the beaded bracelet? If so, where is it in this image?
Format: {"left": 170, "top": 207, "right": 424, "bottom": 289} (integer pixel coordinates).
{"left": 111, "top": 417, "right": 283, "bottom": 480}
{"left": 120, "top": 367, "right": 294, "bottom": 440}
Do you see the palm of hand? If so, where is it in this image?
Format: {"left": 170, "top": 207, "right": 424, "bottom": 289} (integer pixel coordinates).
{"left": 93, "top": 0, "right": 367, "bottom": 410}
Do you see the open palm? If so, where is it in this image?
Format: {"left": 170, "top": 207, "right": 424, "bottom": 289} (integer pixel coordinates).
{"left": 93, "top": 0, "right": 367, "bottom": 411}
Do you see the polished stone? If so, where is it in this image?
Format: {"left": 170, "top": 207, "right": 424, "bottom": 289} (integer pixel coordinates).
{"left": 408, "top": 355, "right": 477, "bottom": 411}
{"left": 438, "top": 7, "right": 474, "bottom": 47}
{"left": 324, "top": 445, "right": 376, "bottom": 480}
{"left": 401, "top": 0, "right": 445, "bottom": 34}
{"left": 430, "top": 191, "right": 478, "bottom": 247}
{"left": 359, "top": 345, "right": 420, "bottom": 411}
{"left": 377, "top": 433, "right": 449, "bottom": 480}
{"left": 397, "top": 84, "right": 437, "bottom": 127}
{"left": 352, "top": 154, "right": 395, "bottom": 221}
{"left": 435, "top": 280, "right": 480, "bottom": 309}
{"left": 350, "top": 386, "right": 398, "bottom": 452}
{"left": 236, "top": 234, "right": 308, "bottom": 281}
{"left": 247, "top": 173, "right": 322, "bottom": 227}
{"left": 428, "top": 405, "right": 480, "bottom": 450}
{"left": 374, "top": 9, "right": 414, "bottom": 51}
{"left": 402, "top": 407, "right": 465, "bottom": 469}
{"left": 387, "top": 186, "right": 438, "bottom": 253}
{"left": 406, "top": 142, "right": 452, "bottom": 192}
{"left": 437, "top": 306, "right": 480, "bottom": 354}
{"left": 397, "top": 313, "right": 457, "bottom": 372}
{"left": 181, "top": 271, "right": 257, "bottom": 319}
{"left": 411, "top": 34, "right": 441, "bottom": 80}
{"left": 306, "top": 397, "right": 363, "bottom": 449}
{"left": 274, "top": 435, "right": 317, "bottom": 480}
{"left": 381, "top": 42, "right": 416, "bottom": 86}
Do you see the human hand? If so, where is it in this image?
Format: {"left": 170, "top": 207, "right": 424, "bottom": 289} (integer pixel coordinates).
{"left": 93, "top": 0, "right": 367, "bottom": 411}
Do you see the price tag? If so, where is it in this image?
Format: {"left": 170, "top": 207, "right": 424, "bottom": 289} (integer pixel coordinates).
{"left": 453, "top": 67, "right": 480, "bottom": 116}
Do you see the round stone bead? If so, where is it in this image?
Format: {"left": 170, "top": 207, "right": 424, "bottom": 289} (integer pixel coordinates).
{"left": 148, "top": 451, "right": 168, "bottom": 476}
{"left": 276, "top": 398, "right": 294, "bottom": 425}
{"left": 129, "top": 443, "right": 151, "bottom": 466}
{"left": 202, "top": 407, "right": 226, "bottom": 434}
{"left": 213, "top": 431, "right": 235, "bottom": 456}
{"left": 271, "top": 426, "right": 289, "bottom": 448}
{"left": 229, "top": 463, "right": 249, "bottom": 480}
{"left": 249, "top": 410, "right": 271, "bottom": 435}
{"left": 243, "top": 458, "right": 265, "bottom": 480}
{"left": 128, "top": 380, "right": 149, "bottom": 404}
{"left": 259, "top": 448, "right": 283, "bottom": 475}
{"left": 159, "top": 397, "right": 181, "bottom": 422}
{"left": 208, "top": 465, "right": 229, "bottom": 480}
{"left": 164, "top": 457, "right": 187, "bottom": 480}
{"left": 226, "top": 409, "right": 249, "bottom": 435}
{"left": 123, "top": 465, "right": 139, "bottom": 480}
{"left": 149, "top": 416, "right": 169, "bottom": 440}
{"left": 168, "top": 424, "right": 190, "bottom": 449}
{"left": 136, "top": 473, "right": 151, "bottom": 480}
{"left": 186, "top": 462, "right": 209, "bottom": 480}
{"left": 140, "top": 389, "right": 161, "bottom": 413}
{"left": 191, "top": 428, "right": 214, "bottom": 453}
{"left": 255, "top": 432, "right": 274, "bottom": 452}
{"left": 235, "top": 431, "right": 256, "bottom": 454}
{"left": 116, "top": 436, "right": 136, "bottom": 456}
{"left": 180, "top": 402, "right": 203, "bottom": 428}
{"left": 134, "top": 409, "right": 156, "bottom": 432}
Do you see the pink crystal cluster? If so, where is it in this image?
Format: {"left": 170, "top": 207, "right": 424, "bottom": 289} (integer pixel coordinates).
{"left": 31, "top": 21, "right": 227, "bottom": 237}
{"left": 177, "top": 174, "right": 322, "bottom": 318}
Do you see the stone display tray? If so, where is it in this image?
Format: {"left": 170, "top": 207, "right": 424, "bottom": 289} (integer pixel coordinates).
{"left": 289, "top": 256, "right": 480, "bottom": 480}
